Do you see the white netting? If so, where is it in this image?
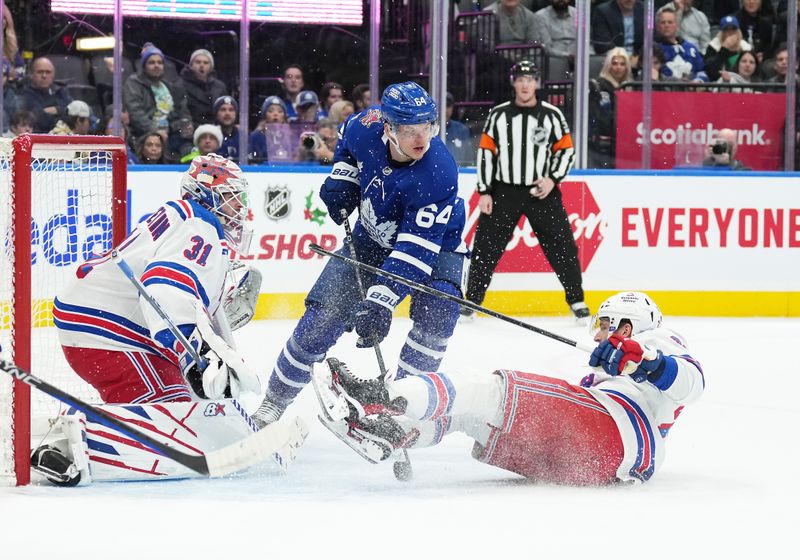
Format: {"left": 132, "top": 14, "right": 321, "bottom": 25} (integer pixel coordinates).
{"left": 1, "top": 138, "right": 122, "bottom": 484}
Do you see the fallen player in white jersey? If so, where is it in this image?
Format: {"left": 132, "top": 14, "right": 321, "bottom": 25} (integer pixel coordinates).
{"left": 313, "top": 292, "right": 704, "bottom": 485}
{"left": 31, "top": 154, "right": 308, "bottom": 485}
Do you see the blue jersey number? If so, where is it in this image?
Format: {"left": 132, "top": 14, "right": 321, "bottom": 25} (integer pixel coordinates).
{"left": 184, "top": 235, "right": 213, "bottom": 266}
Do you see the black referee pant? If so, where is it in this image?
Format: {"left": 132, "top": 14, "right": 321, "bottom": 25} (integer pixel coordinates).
{"left": 466, "top": 182, "right": 584, "bottom": 307}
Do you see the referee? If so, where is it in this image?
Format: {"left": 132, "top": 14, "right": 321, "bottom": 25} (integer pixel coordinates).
{"left": 463, "top": 60, "right": 589, "bottom": 320}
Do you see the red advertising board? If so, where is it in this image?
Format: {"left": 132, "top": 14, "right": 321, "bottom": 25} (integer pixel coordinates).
{"left": 615, "top": 91, "right": 786, "bottom": 170}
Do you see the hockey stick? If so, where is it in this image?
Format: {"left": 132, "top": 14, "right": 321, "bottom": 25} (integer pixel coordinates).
{"left": 309, "top": 243, "right": 596, "bottom": 354}
{"left": 1, "top": 359, "right": 305, "bottom": 478}
{"left": 111, "top": 250, "right": 207, "bottom": 369}
{"left": 339, "top": 211, "right": 412, "bottom": 481}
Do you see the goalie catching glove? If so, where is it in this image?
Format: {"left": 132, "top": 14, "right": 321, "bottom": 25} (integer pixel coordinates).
{"left": 178, "top": 303, "right": 261, "bottom": 399}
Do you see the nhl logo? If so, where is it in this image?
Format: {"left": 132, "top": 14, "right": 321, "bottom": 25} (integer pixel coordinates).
{"left": 264, "top": 185, "right": 291, "bottom": 221}
{"left": 531, "top": 127, "right": 548, "bottom": 145}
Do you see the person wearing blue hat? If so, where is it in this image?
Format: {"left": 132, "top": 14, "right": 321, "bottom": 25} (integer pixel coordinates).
{"left": 124, "top": 42, "right": 193, "bottom": 161}
{"left": 291, "top": 90, "right": 320, "bottom": 123}
{"left": 212, "top": 95, "right": 240, "bottom": 162}
{"left": 248, "top": 95, "right": 289, "bottom": 163}
{"left": 703, "top": 13, "right": 753, "bottom": 81}
{"left": 178, "top": 48, "right": 228, "bottom": 127}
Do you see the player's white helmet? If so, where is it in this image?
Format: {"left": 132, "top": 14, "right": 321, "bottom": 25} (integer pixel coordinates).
{"left": 594, "top": 291, "right": 663, "bottom": 336}
{"left": 180, "top": 153, "right": 253, "bottom": 254}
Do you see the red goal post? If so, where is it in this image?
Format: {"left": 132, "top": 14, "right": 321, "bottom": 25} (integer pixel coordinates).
{"left": 0, "top": 134, "right": 127, "bottom": 486}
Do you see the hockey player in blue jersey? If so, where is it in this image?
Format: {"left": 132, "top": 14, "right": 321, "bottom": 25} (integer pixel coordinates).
{"left": 252, "top": 82, "right": 469, "bottom": 427}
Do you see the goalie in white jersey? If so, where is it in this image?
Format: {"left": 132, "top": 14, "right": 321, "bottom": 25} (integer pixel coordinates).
{"left": 31, "top": 154, "right": 284, "bottom": 485}
{"left": 313, "top": 292, "right": 704, "bottom": 485}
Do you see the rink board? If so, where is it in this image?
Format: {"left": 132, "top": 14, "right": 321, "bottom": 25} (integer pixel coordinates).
{"left": 119, "top": 166, "right": 800, "bottom": 317}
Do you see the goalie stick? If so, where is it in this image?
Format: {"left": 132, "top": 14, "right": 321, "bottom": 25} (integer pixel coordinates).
{"left": 309, "top": 243, "right": 596, "bottom": 354}
{"left": 111, "top": 250, "right": 207, "bottom": 370}
{"left": 1, "top": 359, "right": 307, "bottom": 478}
{"left": 340, "top": 210, "right": 412, "bottom": 482}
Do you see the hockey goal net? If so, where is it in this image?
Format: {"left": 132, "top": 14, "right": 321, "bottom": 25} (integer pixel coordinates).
{"left": 0, "top": 134, "right": 127, "bottom": 486}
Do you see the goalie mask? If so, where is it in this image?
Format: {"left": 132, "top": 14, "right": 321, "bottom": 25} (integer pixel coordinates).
{"left": 181, "top": 154, "right": 253, "bottom": 254}
{"left": 591, "top": 291, "right": 663, "bottom": 336}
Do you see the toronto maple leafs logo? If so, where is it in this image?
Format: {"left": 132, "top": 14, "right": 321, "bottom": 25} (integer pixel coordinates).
{"left": 360, "top": 198, "right": 398, "bottom": 249}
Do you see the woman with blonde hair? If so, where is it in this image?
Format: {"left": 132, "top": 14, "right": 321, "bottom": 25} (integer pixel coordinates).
{"left": 2, "top": 5, "right": 24, "bottom": 83}
{"left": 588, "top": 48, "right": 631, "bottom": 168}
{"left": 703, "top": 15, "right": 752, "bottom": 81}
{"left": 326, "top": 99, "right": 354, "bottom": 126}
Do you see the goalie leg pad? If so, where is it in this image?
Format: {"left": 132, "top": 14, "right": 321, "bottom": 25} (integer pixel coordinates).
{"left": 61, "top": 346, "right": 191, "bottom": 404}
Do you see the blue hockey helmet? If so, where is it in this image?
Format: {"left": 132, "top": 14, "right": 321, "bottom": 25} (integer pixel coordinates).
{"left": 381, "top": 82, "right": 438, "bottom": 126}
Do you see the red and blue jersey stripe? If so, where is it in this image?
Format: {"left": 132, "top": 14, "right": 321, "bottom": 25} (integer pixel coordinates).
{"left": 419, "top": 372, "right": 457, "bottom": 420}
{"left": 141, "top": 260, "right": 209, "bottom": 307}
{"left": 602, "top": 388, "right": 657, "bottom": 482}
{"left": 53, "top": 298, "right": 178, "bottom": 363}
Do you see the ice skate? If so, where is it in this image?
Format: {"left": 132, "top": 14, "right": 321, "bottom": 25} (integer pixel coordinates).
{"left": 251, "top": 396, "right": 288, "bottom": 429}
{"left": 31, "top": 444, "right": 81, "bottom": 487}
{"left": 312, "top": 357, "right": 406, "bottom": 422}
{"left": 318, "top": 411, "right": 419, "bottom": 464}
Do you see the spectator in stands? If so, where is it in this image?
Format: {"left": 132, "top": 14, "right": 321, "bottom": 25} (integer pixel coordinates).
{"left": 292, "top": 90, "right": 320, "bottom": 123}
{"left": 249, "top": 95, "right": 289, "bottom": 163}
{"left": 736, "top": 0, "right": 774, "bottom": 61}
{"left": 484, "top": 0, "right": 541, "bottom": 44}
{"left": 2, "top": 109, "right": 33, "bottom": 138}
{"left": 716, "top": 51, "right": 762, "bottom": 91}
{"left": 124, "top": 43, "right": 194, "bottom": 159}
{"left": 663, "top": 0, "right": 711, "bottom": 53}
{"left": 49, "top": 100, "right": 92, "bottom": 136}
{"left": 531, "top": 0, "right": 577, "bottom": 57}
{"left": 281, "top": 64, "right": 305, "bottom": 120}
{"left": 444, "top": 92, "right": 474, "bottom": 166}
{"left": 351, "top": 83, "right": 371, "bottom": 112}
{"left": 704, "top": 15, "right": 753, "bottom": 81}
{"left": 134, "top": 132, "right": 166, "bottom": 164}
{"left": 327, "top": 99, "right": 354, "bottom": 126}
{"left": 180, "top": 124, "right": 223, "bottom": 163}
{"left": 99, "top": 113, "right": 137, "bottom": 163}
{"left": 656, "top": 6, "right": 708, "bottom": 81}
{"left": 297, "top": 118, "right": 338, "bottom": 164}
{"left": 588, "top": 47, "right": 633, "bottom": 168}
{"left": 318, "top": 82, "right": 343, "bottom": 119}
{"left": 178, "top": 49, "right": 228, "bottom": 127}
{"left": 702, "top": 127, "right": 750, "bottom": 170}
{"left": 212, "top": 95, "right": 240, "bottom": 162}
{"left": 592, "top": 0, "right": 644, "bottom": 56}
{"left": 2, "top": 5, "right": 24, "bottom": 85}
{"left": 768, "top": 44, "right": 799, "bottom": 83}
{"left": 17, "top": 57, "right": 72, "bottom": 133}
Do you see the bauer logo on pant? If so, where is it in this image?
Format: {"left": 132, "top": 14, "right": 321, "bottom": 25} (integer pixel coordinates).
{"left": 263, "top": 185, "right": 291, "bottom": 221}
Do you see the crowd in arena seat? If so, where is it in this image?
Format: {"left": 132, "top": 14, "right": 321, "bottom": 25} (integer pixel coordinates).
{"left": 1, "top": 0, "right": 798, "bottom": 169}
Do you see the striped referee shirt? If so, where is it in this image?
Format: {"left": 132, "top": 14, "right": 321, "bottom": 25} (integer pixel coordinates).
{"left": 476, "top": 100, "right": 575, "bottom": 194}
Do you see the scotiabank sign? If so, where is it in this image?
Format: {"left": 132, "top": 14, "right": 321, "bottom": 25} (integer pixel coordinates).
{"left": 615, "top": 91, "right": 786, "bottom": 171}
{"left": 464, "top": 181, "right": 603, "bottom": 273}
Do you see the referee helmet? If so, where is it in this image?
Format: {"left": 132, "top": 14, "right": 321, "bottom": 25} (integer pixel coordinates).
{"left": 509, "top": 60, "right": 541, "bottom": 83}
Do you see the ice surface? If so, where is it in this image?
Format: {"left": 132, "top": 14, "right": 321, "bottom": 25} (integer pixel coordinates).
{"left": 2, "top": 315, "right": 798, "bottom": 559}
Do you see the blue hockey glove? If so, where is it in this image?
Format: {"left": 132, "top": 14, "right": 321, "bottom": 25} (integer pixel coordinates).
{"left": 353, "top": 285, "right": 399, "bottom": 348}
{"left": 320, "top": 174, "right": 360, "bottom": 225}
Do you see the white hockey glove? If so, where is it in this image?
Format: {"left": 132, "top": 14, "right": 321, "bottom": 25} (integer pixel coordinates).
{"left": 194, "top": 302, "right": 261, "bottom": 399}
{"left": 223, "top": 263, "right": 262, "bottom": 331}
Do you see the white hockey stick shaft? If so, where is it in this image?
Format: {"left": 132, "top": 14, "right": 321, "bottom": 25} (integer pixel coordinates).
{"left": 1, "top": 359, "right": 301, "bottom": 477}
{"left": 111, "top": 250, "right": 207, "bottom": 369}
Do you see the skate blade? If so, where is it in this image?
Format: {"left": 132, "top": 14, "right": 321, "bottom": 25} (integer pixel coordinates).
{"left": 317, "top": 415, "right": 385, "bottom": 464}
{"left": 311, "top": 362, "right": 350, "bottom": 422}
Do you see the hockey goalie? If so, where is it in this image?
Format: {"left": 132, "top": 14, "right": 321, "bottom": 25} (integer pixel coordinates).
{"left": 32, "top": 154, "right": 307, "bottom": 485}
